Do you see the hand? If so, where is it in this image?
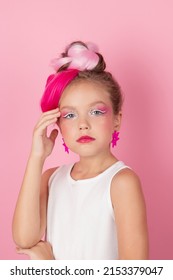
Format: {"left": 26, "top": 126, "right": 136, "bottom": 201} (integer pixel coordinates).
{"left": 16, "top": 241, "right": 55, "bottom": 260}
{"left": 31, "top": 108, "right": 61, "bottom": 160}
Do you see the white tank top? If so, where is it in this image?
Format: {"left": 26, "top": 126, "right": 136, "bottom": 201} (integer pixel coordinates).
{"left": 46, "top": 160, "right": 130, "bottom": 260}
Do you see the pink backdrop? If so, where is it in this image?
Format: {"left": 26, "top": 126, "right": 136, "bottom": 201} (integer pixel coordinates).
{"left": 0, "top": 0, "right": 173, "bottom": 259}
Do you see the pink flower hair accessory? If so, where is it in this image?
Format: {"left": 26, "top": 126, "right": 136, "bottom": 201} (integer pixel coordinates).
{"left": 50, "top": 42, "right": 99, "bottom": 72}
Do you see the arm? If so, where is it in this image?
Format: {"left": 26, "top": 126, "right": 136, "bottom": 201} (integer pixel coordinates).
{"left": 111, "top": 168, "right": 149, "bottom": 260}
{"left": 12, "top": 108, "right": 60, "bottom": 249}
{"left": 16, "top": 241, "right": 55, "bottom": 260}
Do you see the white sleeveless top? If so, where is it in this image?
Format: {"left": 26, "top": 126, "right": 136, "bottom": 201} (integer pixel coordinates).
{"left": 46, "top": 161, "right": 130, "bottom": 260}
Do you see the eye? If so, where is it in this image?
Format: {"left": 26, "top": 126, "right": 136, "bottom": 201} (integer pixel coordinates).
{"left": 90, "top": 109, "right": 106, "bottom": 116}
{"left": 62, "top": 112, "right": 76, "bottom": 119}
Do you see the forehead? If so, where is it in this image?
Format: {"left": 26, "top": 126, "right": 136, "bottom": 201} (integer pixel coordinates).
{"left": 59, "top": 80, "right": 111, "bottom": 108}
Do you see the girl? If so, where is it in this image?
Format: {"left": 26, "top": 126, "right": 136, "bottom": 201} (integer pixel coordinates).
{"left": 12, "top": 41, "right": 149, "bottom": 260}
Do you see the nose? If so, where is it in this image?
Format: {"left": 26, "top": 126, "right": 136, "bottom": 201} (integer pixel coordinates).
{"left": 79, "top": 124, "right": 89, "bottom": 130}
{"left": 78, "top": 117, "right": 90, "bottom": 130}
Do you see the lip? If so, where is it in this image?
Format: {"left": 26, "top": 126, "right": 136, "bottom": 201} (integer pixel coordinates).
{"left": 76, "top": 135, "right": 96, "bottom": 143}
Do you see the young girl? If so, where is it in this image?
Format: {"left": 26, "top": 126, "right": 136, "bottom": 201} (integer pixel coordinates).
{"left": 12, "top": 41, "right": 149, "bottom": 260}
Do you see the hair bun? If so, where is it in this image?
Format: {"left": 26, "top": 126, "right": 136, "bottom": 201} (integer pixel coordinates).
{"left": 50, "top": 41, "right": 105, "bottom": 72}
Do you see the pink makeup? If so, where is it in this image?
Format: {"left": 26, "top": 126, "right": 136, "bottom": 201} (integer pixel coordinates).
{"left": 76, "top": 135, "right": 96, "bottom": 143}
{"left": 61, "top": 110, "right": 70, "bottom": 117}
{"left": 60, "top": 104, "right": 110, "bottom": 119}
{"left": 94, "top": 105, "right": 108, "bottom": 112}
{"left": 60, "top": 111, "right": 75, "bottom": 118}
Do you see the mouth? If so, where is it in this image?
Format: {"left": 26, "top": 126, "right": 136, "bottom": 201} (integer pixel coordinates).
{"left": 76, "top": 135, "right": 96, "bottom": 143}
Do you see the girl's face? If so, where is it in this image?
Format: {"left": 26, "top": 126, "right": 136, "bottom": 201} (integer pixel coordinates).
{"left": 58, "top": 80, "right": 121, "bottom": 157}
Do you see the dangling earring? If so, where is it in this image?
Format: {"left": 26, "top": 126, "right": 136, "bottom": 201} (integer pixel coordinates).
{"left": 62, "top": 138, "right": 69, "bottom": 153}
{"left": 111, "top": 131, "right": 120, "bottom": 148}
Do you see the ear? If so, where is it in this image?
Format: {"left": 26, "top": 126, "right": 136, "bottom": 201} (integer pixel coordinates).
{"left": 113, "top": 111, "right": 122, "bottom": 131}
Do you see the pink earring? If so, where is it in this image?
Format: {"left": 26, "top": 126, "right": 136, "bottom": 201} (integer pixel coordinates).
{"left": 111, "top": 131, "right": 120, "bottom": 148}
{"left": 62, "top": 138, "right": 69, "bottom": 153}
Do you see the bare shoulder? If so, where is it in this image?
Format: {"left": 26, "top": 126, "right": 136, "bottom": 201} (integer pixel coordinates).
{"left": 112, "top": 167, "right": 141, "bottom": 188}
{"left": 111, "top": 168, "right": 144, "bottom": 206}
{"left": 111, "top": 168, "right": 149, "bottom": 259}
{"left": 42, "top": 167, "right": 59, "bottom": 180}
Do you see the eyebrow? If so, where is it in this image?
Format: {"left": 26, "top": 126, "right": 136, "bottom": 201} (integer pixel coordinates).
{"left": 60, "top": 101, "right": 107, "bottom": 110}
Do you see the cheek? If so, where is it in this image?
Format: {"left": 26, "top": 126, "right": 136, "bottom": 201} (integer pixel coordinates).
{"left": 95, "top": 115, "right": 114, "bottom": 130}
{"left": 100, "top": 122, "right": 114, "bottom": 138}
{"left": 59, "top": 120, "right": 74, "bottom": 137}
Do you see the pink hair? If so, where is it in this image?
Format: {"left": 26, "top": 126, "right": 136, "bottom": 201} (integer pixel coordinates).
{"left": 40, "top": 41, "right": 99, "bottom": 112}
{"left": 40, "top": 69, "right": 79, "bottom": 112}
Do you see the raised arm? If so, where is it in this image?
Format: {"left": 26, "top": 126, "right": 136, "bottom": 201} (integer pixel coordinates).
{"left": 12, "top": 108, "right": 60, "bottom": 248}
{"left": 111, "top": 168, "right": 149, "bottom": 260}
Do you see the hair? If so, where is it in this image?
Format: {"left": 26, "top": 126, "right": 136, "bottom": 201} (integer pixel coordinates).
{"left": 40, "top": 41, "right": 123, "bottom": 115}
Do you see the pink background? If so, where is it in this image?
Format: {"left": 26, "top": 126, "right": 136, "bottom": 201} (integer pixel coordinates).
{"left": 0, "top": 0, "right": 173, "bottom": 260}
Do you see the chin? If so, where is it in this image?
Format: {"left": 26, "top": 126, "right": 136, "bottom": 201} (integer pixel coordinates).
{"left": 71, "top": 147, "right": 101, "bottom": 158}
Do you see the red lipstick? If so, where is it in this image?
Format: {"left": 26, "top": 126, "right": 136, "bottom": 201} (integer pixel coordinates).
{"left": 76, "top": 135, "right": 95, "bottom": 143}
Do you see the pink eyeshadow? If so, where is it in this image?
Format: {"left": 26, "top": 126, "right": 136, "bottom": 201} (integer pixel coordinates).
{"left": 60, "top": 111, "right": 71, "bottom": 117}
{"left": 95, "top": 105, "right": 109, "bottom": 112}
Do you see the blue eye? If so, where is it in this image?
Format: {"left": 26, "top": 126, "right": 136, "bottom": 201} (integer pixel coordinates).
{"left": 63, "top": 113, "right": 76, "bottom": 119}
{"left": 90, "top": 109, "right": 105, "bottom": 116}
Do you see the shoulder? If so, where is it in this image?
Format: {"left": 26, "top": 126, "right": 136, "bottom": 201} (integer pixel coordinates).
{"left": 42, "top": 167, "right": 59, "bottom": 180}
{"left": 111, "top": 167, "right": 145, "bottom": 210}
{"left": 110, "top": 168, "right": 149, "bottom": 259}
{"left": 111, "top": 167, "right": 142, "bottom": 193}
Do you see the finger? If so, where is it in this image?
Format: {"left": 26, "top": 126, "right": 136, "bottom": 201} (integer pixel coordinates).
{"left": 39, "top": 108, "right": 60, "bottom": 121}
{"left": 36, "top": 111, "right": 61, "bottom": 129}
{"left": 49, "top": 129, "right": 59, "bottom": 143}
{"left": 35, "top": 108, "right": 60, "bottom": 128}
{"left": 35, "top": 118, "right": 59, "bottom": 137}
{"left": 37, "top": 112, "right": 61, "bottom": 129}
{"left": 42, "top": 107, "right": 60, "bottom": 116}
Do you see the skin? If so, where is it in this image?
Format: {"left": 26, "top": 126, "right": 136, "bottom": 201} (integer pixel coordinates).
{"left": 58, "top": 80, "right": 122, "bottom": 175}
{"left": 15, "top": 80, "right": 149, "bottom": 259}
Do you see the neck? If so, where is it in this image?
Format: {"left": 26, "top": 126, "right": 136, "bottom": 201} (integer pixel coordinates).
{"left": 74, "top": 150, "right": 118, "bottom": 174}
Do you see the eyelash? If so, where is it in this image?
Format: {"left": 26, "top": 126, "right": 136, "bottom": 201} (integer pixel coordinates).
{"left": 62, "top": 109, "right": 106, "bottom": 119}
{"left": 90, "top": 109, "right": 106, "bottom": 116}
{"left": 63, "top": 113, "right": 76, "bottom": 119}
